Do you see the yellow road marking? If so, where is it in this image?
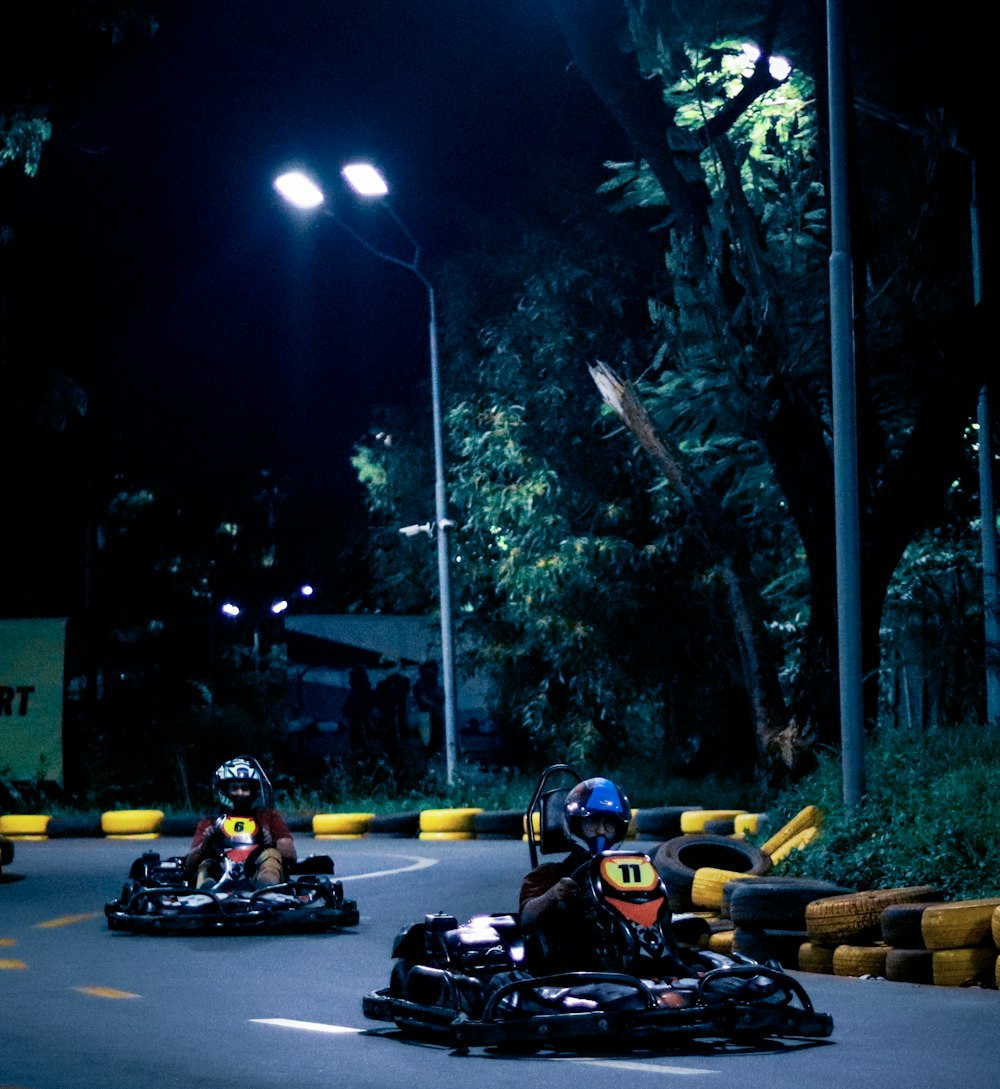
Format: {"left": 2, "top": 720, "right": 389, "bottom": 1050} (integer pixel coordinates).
{"left": 0, "top": 958, "right": 28, "bottom": 970}
{"left": 0, "top": 937, "right": 16, "bottom": 946}
{"left": 73, "top": 985, "right": 141, "bottom": 999}
{"left": 34, "top": 912, "right": 101, "bottom": 929}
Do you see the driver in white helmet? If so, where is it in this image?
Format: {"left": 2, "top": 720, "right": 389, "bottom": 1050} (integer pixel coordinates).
{"left": 185, "top": 756, "right": 296, "bottom": 888}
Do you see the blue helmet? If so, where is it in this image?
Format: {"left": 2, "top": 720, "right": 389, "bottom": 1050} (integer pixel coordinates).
{"left": 563, "top": 777, "right": 631, "bottom": 854}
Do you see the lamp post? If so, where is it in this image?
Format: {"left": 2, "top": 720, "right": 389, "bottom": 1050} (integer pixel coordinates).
{"left": 274, "top": 166, "right": 459, "bottom": 784}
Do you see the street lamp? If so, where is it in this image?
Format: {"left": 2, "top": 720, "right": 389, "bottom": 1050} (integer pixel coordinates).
{"left": 274, "top": 166, "right": 459, "bottom": 784}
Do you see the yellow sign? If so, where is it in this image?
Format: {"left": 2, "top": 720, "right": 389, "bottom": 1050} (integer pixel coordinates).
{"left": 0, "top": 618, "right": 67, "bottom": 784}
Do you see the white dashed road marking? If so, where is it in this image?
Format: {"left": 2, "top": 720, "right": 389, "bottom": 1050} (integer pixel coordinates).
{"left": 251, "top": 1018, "right": 364, "bottom": 1034}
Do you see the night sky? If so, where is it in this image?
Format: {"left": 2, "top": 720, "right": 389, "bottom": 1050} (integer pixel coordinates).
{"left": 3, "top": 1, "right": 632, "bottom": 611}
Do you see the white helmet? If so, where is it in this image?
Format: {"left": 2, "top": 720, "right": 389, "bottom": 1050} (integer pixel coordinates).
{"left": 212, "top": 755, "right": 271, "bottom": 812}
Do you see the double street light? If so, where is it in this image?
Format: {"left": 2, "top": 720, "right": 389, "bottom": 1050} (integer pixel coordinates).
{"left": 273, "top": 164, "right": 459, "bottom": 784}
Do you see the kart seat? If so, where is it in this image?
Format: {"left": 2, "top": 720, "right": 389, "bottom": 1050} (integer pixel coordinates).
{"left": 538, "top": 787, "right": 571, "bottom": 855}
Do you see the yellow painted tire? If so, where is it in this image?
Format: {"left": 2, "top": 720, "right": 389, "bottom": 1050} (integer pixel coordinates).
{"left": 920, "top": 898, "right": 1000, "bottom": 950}
{"left": 993, "top": 905, "right": 1000, "bottom": 950}
{"left": 995, "top": 954, "right": 1000, "bottom": 990}
{"left": 768, "top": 825, "right": 819, "bottom": 866}
{"left": 418, "top": 808, "right": 482, "bottom": 834}
{"left": 680, "top": 809, "right": 747, "bottom": 834}
{"left": 691, "top": 867, "right": 755, "bottom": 910}
{"left": 0, "top": 814, "right": 51, "bottom": 837}
{"left": 760, "top": 805, "right": 822, "bottom": 857}
{"left": 418, "top": 831, "right": 476, "bottom": 841}
{"left": 932, "top": 947, "right": 996, "bottom": 987}
{"left": 798, "top": 941, "right": 835, "bottom": 974}
{"left": 806, "top": 886, "right": 941, "bottom": 945}
{"left": 708, "top": 929, "right": 734, "bottom": 954}
{"left": 733, "top": 813, "right": 766, "bottom": 838}
{"left": 833, "top": 943, "right": 890, "bottom": 978}
{"left": 312, "top": 813, "right": 375, "bottom": 836}
{"left": 100, "top": 810, "right": 164, "bottom": 836}
{"left": 105, "top": 832, "right": 160, "bottom": 840}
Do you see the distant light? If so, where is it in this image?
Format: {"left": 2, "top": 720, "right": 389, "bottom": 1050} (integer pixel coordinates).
{"left": 271, "top": 600, "right": 289, "bottom": 614}
{"left": 274, "top": 171, "right": 325, "bottom": 209}
{"left": 740, "top": 43, "right": 791, "bottom": 82}
{"left": 342, "top": 163, "right": 389, "bottom": 197}
{"left": 300, "top": 584, "right": 314, "bottom": 596}
{"left": 221, "top": 602, "right": 241, "bottom": 617}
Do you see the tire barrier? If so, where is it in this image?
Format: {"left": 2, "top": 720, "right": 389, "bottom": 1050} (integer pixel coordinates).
{"left": 833, "top": 943, "right": 890, "bottom": 978}
{"left": 100, "top": 809, "right": 165, "bottom": 838}
{"left": 797, "top": 941, "right": 835, "bottom": 974}
{"left": 767, "top": 824, "right": 820, "bottom": 866}
{"left": 313, "top": 813, "right": 375, "bottom": 839}
{"left": 46, "top": 815, "right": 105, "bottom": 838}
{"left": 733, "top": 812, "right": 767, "bottom": 838}
{"left": 633, "top": 806, "right": 702, "bottom": 841}
{"left": 806, "top": 886, "right": 941, "bottom": 946}
{"left": 728, "top": 877, "right": 856, "bottom": 930}
{"left": 691, "top": 867, "right": 754, "bottom": 910}
{"left": 734, "top": 926, "right": 807, "bottom": 969}
{"left": 653, "top": 834, "right": 771, "bottom": 912}
{"left": 418, "top": 808, "right": 482, "bottom": 840}
{"left": 0, "top": 833, "right": 14, "bottom": 866}
{"left": 920, "top": 898, "right": 1000, "bottom": 950}
{"left": 473, "top": 809, "right": 524, "bottom": 839}
{"left": 0, "top": 814, "right": 50, "bottom": 839}
{"left": 760, "top": 805, "right": 822, "bottom": 858}
{"left": 679, "top": 809, "right": 747, "bottom": 834}
{"left": 366, "top": 811, "right": 421, "bottom": 837}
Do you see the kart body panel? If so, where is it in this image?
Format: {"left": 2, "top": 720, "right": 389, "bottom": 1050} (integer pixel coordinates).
{"left": 104, "top": 849, "right": 359, "bottom": 934}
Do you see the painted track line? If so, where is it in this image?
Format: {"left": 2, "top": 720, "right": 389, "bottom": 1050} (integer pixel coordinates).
{"left": 252, "top": 1018, "right": 363, "bottom": 1034}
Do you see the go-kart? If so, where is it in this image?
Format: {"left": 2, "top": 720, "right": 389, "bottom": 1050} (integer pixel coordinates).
{"left": 362, "top": 765, "right": 833, "bottom": 1050}
{"left": 104, "top": 814, "right": 359, "bottom": 935}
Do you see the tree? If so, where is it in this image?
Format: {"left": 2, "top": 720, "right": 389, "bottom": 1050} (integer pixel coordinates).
{"left": 544, "top": 0, "right": 989, "bottom": 766}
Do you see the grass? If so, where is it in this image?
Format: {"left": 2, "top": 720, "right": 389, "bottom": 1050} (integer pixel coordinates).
{"left": 757, "top": 722, "right": 1000, "bottom": 899}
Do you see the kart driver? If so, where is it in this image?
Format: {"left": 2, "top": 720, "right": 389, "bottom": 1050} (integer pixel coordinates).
{"left": 519, "top": 776, "right": 634, "bottom": 972}
{"left": 185, "top": 756, "right": 296, "bottom": 888}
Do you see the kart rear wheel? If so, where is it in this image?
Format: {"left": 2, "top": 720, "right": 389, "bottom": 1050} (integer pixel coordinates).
{"left": 389, "top": 958, "right": 413, "bottom": 998}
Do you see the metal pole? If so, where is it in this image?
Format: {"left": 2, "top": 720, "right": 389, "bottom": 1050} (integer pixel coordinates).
{"left": 827, "top": 0, "right": 865, "bottom": 809}
{"left": 970, "top": 161, "right": 1000, "bottom": 722}
{"left": 427, "top": 286, "right": 458, "bottom": 783}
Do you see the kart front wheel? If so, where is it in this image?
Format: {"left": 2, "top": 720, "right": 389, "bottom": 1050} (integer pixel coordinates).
{"left": 390, "top": 958, "right": 413, "bottom": 998}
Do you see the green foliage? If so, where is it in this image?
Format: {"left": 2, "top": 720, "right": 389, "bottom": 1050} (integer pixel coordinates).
{"left": 762, "top": 723, "right": 1000, "bottom": 899}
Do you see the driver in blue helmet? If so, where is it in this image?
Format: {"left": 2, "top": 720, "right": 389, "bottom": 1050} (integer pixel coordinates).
{"left": 519, "top": 776, "right": 631, "bottom": 971}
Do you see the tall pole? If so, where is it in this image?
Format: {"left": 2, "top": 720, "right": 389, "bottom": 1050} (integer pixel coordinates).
{"left": 273, "top": 167, "right": 459, "bottom": 783}
{"left": 970, "top": 161, "right": 1000, "bottom": 722}
{"left": 427, "top": 286, "right": 458, "bottom": 781}
{"left": 827, "top": 0, "right": 865, "bottom": 809}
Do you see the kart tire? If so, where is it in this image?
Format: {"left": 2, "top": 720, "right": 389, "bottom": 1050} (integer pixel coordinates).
{"left": 679, "top": 809, "right": 747, "bottom": 834}
{"left": 368, "top": 811, "right": 421, "bottom": 836}
{"left": 797, "top": 941, "right": 835, "bottom": 974}
{"left": 634, "top": 806, "right": 702, "bottom": 840}
{"left": 313, "top": 813, "right": 375, "bottom": 836}
{"left": 732, "top": 926, "right": 808, "bottom": 969}
{"left": 806, "top": 886, "right": 941, "bottom": 946}
{"left": 474, "top": 810, "right": 524, "bottom": 838}
{"left": 879, "top": 902, "right": 938, "bottom": 948}
{"left": 832, "top": 943, "right": 890, "bottom": 978}
{"left": 932, "top": 947, "right": 996, "bottom": 987}
{"left": 760, "top": 805, "right": 822, "bottom": 857}
{"left": 101, "top": 810, "right": 164, "bottom": 836}
{"left": 419, "top": 808, "right": 483, "bottom": 834}
{"left": 654, "top": 835, "right": 771, "bottom": 911}
{"left": 46, "top": 815, "right": 104, "bottom": 838}
{"left": 920, "top": 898, "right": 1000, "bottom": 950}
{"left": 0, "top": 814, "right": 50, "bottom": 838}
{"left": 728, "top": 877, "right": 856, "bottom": 929}
{"left": 885, "top": 948, "right": 934, "bottom": 984}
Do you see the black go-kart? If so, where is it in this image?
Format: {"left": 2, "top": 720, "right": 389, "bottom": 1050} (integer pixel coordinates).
{"left": 104, "top": 822, "right": 359, "bottom": 936}
{"left": 362, "top": 764, "right": 833, "bottom": 1051}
